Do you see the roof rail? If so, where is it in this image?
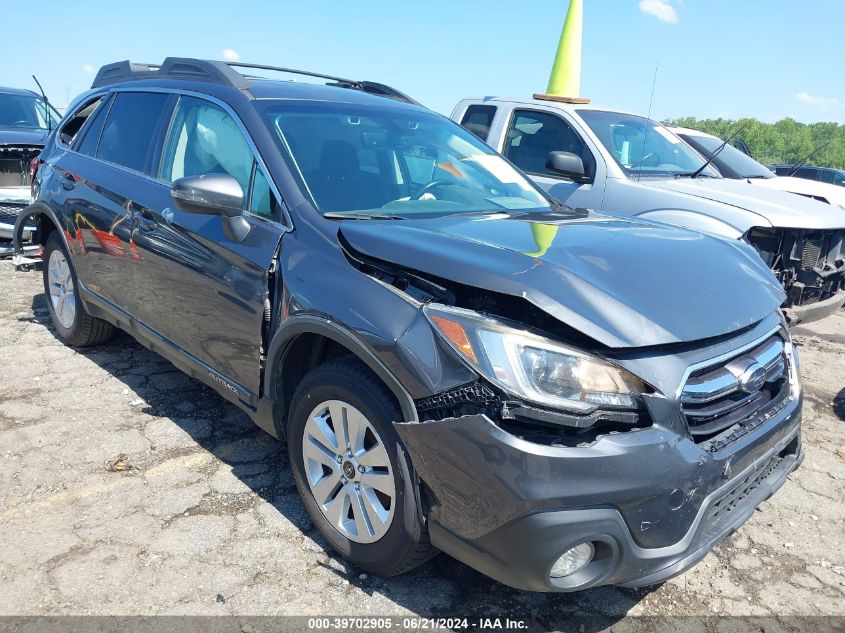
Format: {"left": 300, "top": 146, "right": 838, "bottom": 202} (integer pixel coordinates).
{"left": 225, "top": 62, "right": 420, "bottom": 105}
{"left": 91, "top": 58, "right": 419, "bottom": 105}
{"left": 92, "top": 58, "right": 250, "bottom": 90}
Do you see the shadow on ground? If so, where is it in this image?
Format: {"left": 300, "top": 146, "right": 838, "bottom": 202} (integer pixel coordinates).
{"left": 833, "top": 387, "right": 845, "bottom": 422}
{"left": 25, "top": 292, "right": 655, "bottom": 628}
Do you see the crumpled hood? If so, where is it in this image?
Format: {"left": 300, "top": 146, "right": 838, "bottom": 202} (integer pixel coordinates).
{"left": 642, "top": 177, "right": 845, "bottom": 229}
{"left": 339, "top": 211, "right": 785, "bottom": 348}
{"left": 0, "top": 128, "right": 48, "bottom": 146}
{"left": 749, "top": 176, "right": 845, "bottom": 210}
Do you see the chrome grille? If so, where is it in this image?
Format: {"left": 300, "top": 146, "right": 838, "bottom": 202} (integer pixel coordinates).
{"left": 0, "top": 203, "right": 26, "bottom": 226}
{"left": 680, "top": 334, "right": 790, "bottom": 445}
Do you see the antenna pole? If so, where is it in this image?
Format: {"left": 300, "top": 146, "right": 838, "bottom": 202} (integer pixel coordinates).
{"left": 31, "top": 75, "right": 51, "bottom": 133}
{"left": 635, "top": 62, "right": 659, "bottom": 181}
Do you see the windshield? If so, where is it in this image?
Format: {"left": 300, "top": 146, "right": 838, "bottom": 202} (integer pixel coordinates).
{"left": 577, "top": 110, "right": 719, "bottom": 179}
{"left": 681, "top": 134, "right": 774, "bottom": 179}
{"left": 0, "top": 93, "right": 61, "bottom": 130}
{"left": 259, "top": 101, "right": 551, "bottom": 218}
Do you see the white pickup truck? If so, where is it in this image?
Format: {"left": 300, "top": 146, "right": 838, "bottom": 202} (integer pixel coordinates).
{"left": 451, "top": 97, "right": 845, "bottom": 324}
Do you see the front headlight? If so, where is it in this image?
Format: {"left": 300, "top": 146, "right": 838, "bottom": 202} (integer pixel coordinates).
{"left": 424, "top": 304, "right": 646, "bottom": 413}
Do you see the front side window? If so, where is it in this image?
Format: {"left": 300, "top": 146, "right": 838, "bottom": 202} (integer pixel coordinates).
{"left": 97, "top": 92, "right": 169, "bottom": 173}
{"left": 503, "top": 110, "right": 591, "bottom": 178}
{"left": 160, "top": 97, "right": 254, "bottom": 196}
{"left": 795, "top": 167, "right": 820, "bottom": 181}
{"left": 249, "top": 165, "right": 277, "bottom": 219}
{"left": 0, "top": 93, "right": 61, "bottom": 130}
{"left": 578, "top": 110, "right": 716, "bottom": 179}
{"left": 260, "top": 101, "right": 550, "bottom": 218}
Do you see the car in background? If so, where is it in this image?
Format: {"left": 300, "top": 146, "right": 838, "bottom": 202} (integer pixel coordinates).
{"left": 452, "top": 97, "right": 845, "bottom": 324}
{"left": 769, "top": 164, "right": 845, "bottom": 187}
{"left": 671, "top": 127, "right": 845, "bottom": 209}
{"left": 0, "top": 86, "right": 61, "bottom": 256}
{"left": 16, "top": 57, "right": 802, "bottom": 592}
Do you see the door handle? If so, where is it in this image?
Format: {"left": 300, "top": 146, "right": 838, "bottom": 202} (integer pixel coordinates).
{"left": 136, "top": 207, "right": 174, "bottom": 233}
{"left": 137, "top": 217, "right": 157, "bottom": 233}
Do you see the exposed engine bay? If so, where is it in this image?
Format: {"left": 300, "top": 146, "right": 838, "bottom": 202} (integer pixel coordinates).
{"left": 0, "top": 145, "right": 39, "bottom": 189}
{"left": 747, "top": 227, "right": 845, "bottom": 309}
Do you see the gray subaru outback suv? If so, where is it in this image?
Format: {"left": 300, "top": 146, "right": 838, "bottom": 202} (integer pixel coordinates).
{"left": 17, "top": 58, "right": 802, "bottom": 592}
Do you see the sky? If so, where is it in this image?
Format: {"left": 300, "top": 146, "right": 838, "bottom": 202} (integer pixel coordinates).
{"left": 1, "top": 0, "right": 843, "bottom": 123}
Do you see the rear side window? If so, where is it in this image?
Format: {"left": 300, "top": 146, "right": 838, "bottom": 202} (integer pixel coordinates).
{"left": 59, "top": 97, "right": 104, "bottom": 146}
{"left": 460, "top": 104, "right": 497, "bottom": 141}
{"left": 97, "top": 92, "right": 168, "bottom": 173}
{"left": 75, "top": 97, "right": 110, "bottom": 156}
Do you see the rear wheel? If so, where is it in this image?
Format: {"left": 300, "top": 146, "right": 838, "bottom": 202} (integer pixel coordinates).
{"left": 42, "top": 232, "right": 114, "bottom": 347}
{"left": 287, "top": 357, "right": 435, "bottom": 576}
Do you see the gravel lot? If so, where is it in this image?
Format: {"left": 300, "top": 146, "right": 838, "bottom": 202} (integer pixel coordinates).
{"left": 0, "top": 259, "right": 843, "bottom": 629}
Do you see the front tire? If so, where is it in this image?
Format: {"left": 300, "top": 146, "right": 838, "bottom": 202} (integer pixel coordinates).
{"left": 287, "top": 357, "right": 435, "bottom": 576}
{"left": 42, "top": 232, "right": 114, "bottom": 347}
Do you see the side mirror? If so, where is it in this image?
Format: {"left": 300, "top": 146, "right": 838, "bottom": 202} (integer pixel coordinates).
{"left": 547, "top": 151, "right": 589, "bottom": 182}
{"left": 171, "top": 174, "right": 250, "bottom": 242}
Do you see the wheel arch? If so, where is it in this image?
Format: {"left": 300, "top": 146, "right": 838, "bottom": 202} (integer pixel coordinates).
{"left": 264, "top": 314, "right": 419, "bottom": 438}
{"left": 13, "top": 202, "right": 70, "bottom": 253}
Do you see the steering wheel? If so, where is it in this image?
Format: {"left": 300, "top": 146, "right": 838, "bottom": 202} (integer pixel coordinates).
{"left": 9, "top": 121, "right": 33, "bottom": 128}
{"left": 414, "top": 180, "right": 450, "bottom": 200}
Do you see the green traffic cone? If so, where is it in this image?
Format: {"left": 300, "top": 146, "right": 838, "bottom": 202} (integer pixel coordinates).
{"left": 537, "top": 0, "right": 590, "bottom": 104}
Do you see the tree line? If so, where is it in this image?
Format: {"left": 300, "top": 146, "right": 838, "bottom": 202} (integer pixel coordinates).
{"left": 664, "top": 117, "right": 845, "bottom": 170}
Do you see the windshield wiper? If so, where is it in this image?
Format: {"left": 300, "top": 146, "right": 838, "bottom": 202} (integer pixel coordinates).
{"left": 785, "top": 140, "right": 833, "bottom": 177}
{"left": 323, "top": 212, "right": 406, "bottom": 220}
{"left": 546, "top": 196, "right": 571, "bottom": 212}
{"left": 689, "top": 121, "right": 750, "bottom": 179}
{"left": 674, "top": 171, "right": 715, "bottom": 179}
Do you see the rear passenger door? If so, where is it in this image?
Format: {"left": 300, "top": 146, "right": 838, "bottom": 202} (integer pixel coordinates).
{"left": 132, "top": 94, "right": 286, "bottom": 403}
{"left": 501, "top": 109, "right": 604, "bottom": 210}
{"left": 54, "top": 91, "right": 172, "bottom": 318}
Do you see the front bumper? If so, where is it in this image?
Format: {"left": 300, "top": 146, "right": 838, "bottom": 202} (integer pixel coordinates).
{"left": 784, "top": 290, "right": 845, "bottom": 326}
{"left": 395, "top": 392, "right": 802, "bottom": 592}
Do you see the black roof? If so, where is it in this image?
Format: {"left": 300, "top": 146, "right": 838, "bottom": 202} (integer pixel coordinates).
{"left": 771, "top": 164, "right": 845, "bottom": 173}
{"left": 91, "top": 58, "right": 420, "bottom": 106}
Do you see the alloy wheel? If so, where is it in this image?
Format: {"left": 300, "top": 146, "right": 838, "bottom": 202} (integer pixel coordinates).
{"left": 47, "top": 249, "right": 76, "bottom": 329}
{"left": 301, "top": 399, "right": 395, "bottom": 544}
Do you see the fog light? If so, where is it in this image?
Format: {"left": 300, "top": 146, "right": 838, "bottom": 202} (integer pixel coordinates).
{"left": 550, "top": 542, "right": 595, "bottom": 578}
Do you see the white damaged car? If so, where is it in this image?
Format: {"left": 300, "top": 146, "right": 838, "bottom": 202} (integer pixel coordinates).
{"left": 671, "top": 127, "right": 845, "bottom": 210}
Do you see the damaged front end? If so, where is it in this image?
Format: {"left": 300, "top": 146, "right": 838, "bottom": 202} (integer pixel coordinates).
{"left": 394, "top": 309, "right": 803, "bottom": 592}
{"left": 335, "top": 211, "right": 801, "bottom": 590}
{"left": 0, "top": 144, "right": 40, "bottom": 257}
{"left": 747, "top": 226, "right": 845, "bottom": 324}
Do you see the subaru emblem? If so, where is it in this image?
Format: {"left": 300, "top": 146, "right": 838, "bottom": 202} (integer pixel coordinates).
{"left": 738, "top": 362, "right": 767, "bottom": 393}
